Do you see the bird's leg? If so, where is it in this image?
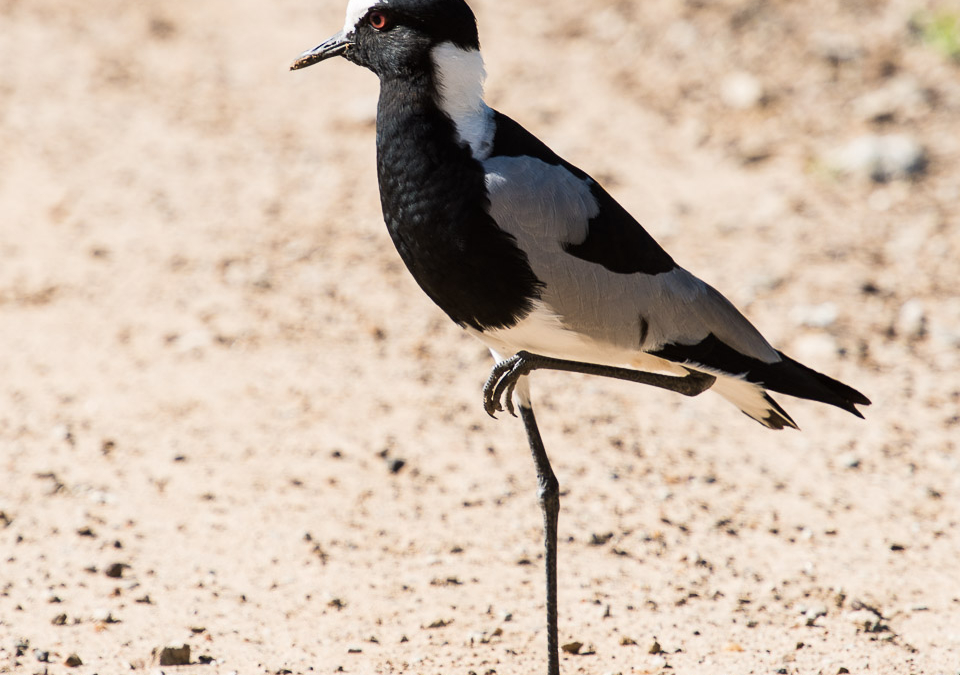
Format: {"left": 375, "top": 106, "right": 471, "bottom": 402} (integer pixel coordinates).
{"left": 483, "top": 351, "right": 716, "bottom": 417}
{"left": 519, "top": 403, "right": 561, "bottom": 675}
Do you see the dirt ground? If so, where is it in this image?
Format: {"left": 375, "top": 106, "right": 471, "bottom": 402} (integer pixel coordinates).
{"left": 2, "top": 0, "right": 959, "bottom": 673}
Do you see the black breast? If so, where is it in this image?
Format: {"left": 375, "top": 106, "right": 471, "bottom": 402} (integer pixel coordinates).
{"left": 375, "top": 80, "right": 542, "bottom": 332}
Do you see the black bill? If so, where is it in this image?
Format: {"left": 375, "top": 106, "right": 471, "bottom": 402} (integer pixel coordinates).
{"left": 290, "top": 31, "right": 353, "bottom": 70}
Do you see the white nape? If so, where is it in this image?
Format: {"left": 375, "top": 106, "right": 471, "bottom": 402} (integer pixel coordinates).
{"left": 431, "top": 42, "right": 495, "bottom": 160}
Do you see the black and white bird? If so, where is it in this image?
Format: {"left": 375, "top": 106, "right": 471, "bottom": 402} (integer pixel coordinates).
{"left": 292, "top": 1, "right": 870, "bottom": 672}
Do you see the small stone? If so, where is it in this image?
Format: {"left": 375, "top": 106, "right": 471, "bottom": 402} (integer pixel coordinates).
{"left": 65, "top": 654, "right": 83, "bottom": 667}
{"left": 896, "top": 299, "right": 926, "bottom": 339}
{"left": 34, "top": 649, "right": 51, "bottom": 663}
{"left": 846, "top": 609, "right": 882, "bottom": 631}
{"left": 647, "top": 655, "right": 668, "bottom": 669}
{"left": 811, "top": 31, "right": 863, "bottom": 64}
{"left": 802, "top": 604, "right": 828, "bottom": 625}
{"left": 158, "top": 644, "right": 191, "bottom": 666}
{"left": 649, "top": 640, "right": 663, "bottom": 654}
{"left": 792, "top": 302, "right": 838, "bottom": 329}
{"left": 736, "top": 134, "right": 775, "bottom": 164}
{"left": 721, "top": 72, "right": 765, "bottom": 109}
{"left": 589, "top": 532, "right": 614, "bottom": 546}
{"left": 827, "top": 134, "right": 928, "bottom": 182}
{"left": 92, "top": 608, "right": 119, "bottom": 623}
{"left": 51, "top": 423, "right": 74, "bottom": 444}
{"left": 561, "top": 641, "right": 583, "bottom": 654}
{"left": 51, "top": 613, "right": 68, "bottom": 626}
{"left": 853, "top": 78, "right": 930, "bottom": 122}
{"left": 838, "top": 452, "right": 861, "bottom": 469}
{"left": 105, "top": 562, "right": 129, "bottom": 579}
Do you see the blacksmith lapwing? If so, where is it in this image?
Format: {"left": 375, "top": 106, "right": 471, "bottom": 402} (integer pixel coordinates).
{"left": 291, "top": 1, "right": 870, "bottom": 672}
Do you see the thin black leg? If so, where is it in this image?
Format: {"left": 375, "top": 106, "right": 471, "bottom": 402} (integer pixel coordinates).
{"left": 519, "top": 403, "right": 560, "bottom": 675}
{"left": 483, "top": 351, "right": 715, "bottom": 417}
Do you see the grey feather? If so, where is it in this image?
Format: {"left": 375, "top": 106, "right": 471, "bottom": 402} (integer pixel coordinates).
{"left": 482, "top": 155, "right": 780, "bottom": 366}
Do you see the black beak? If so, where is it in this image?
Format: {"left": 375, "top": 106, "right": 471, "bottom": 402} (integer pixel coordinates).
{"left": 290, "top": 31, "right": 353, "bottom": 70}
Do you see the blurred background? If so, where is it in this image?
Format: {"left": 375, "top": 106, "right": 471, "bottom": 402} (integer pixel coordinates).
{"left": 1, "top": 0, "right": 958, "bottom": 672}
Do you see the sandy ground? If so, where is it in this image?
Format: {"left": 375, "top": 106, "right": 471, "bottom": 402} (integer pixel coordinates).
{"left": 2, "top": 0, "right": 959, "bottom": 673}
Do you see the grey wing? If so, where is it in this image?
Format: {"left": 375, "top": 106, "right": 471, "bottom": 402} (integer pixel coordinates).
{"left": 481, "top": 154, "right": 780, "bottom": 368}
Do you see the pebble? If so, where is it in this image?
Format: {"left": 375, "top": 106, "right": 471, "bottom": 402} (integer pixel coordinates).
{"left": 897, "top": 299, "right": 926, "bottom": 339}
{"left": 792, "top": 302, "right": 839, "bottom": 329}
{"left": 92, "top": 608, "right": 119, "bottom": 623}
{"left": 827, "top": 134, "right": 928, "bottom": 182}
{"left": 721, "top": 72, "right": 765, "bottom": 109}
{"left": 811, "top": 31, "right": 863, "bottom": 64}
{"left": 838, "top": 452, "right": 862, "bottom": 469}
{"left": 105, "top": 562, "right": 129, "bottom": 579}
{"left": 845, "top": 609, "right": 883, "bottom": 630}
{"left": 51, "top": 423, "right": 73, "bottom": 444}
{"left": 647, "top": 655, "right": 668, "bottom": 670}
{"left": 736, "top": 134, "right": 774, "bottom": 164}
{"left": 801, "top": 603, "right": 828, "bottom": 625}
{"left": 158, "top": 644, "right": 191, "bottom": 666}
{"left": 853, "top": 77, "right": 930, "bottom": 122}
{"left": 65, "top": 654, "right": 83, "bottom": 667}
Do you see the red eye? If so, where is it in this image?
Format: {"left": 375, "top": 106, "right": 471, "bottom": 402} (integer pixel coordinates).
{"left": 368, "top": 11, "right": 389, "bottom": 30}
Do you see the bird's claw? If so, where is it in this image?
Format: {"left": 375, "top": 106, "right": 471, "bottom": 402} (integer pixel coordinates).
{"left": 482, "top": 353, "right": 532, "bottom": 418}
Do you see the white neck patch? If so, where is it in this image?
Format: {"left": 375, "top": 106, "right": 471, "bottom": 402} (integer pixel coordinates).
{"left": 431, "top": 42, "right": 495, "bottom": 160}
{"left": 343, "top": 0, "right": 382, "bottom": 36}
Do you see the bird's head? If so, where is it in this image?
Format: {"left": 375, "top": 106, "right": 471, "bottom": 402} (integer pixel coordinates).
{"left": 291, "top": 0, "right": 480, "bottom": 79}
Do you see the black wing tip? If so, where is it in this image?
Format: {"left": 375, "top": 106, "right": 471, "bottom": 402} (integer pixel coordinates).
{"left": 773, "top": 352, "right": 871, "bottom": 419}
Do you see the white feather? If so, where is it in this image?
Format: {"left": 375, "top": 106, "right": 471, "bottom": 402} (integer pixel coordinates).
{"left": 431, "top": 42, "right": 495, "bottom": 160}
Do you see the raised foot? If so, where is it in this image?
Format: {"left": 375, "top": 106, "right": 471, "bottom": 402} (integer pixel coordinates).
{"left": 482, "top": 353, "right": 533, "bottom": 417}
{"left": 482, "top": 351, "right": 717, "bottom": 418}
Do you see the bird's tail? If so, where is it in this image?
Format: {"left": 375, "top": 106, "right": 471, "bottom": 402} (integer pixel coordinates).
{"left": 710, "top": 375, "right": 799, "bottom": 430}
{"left": 707, "top": 352, "right": 871, "bottom": 430}
{"left": 758, "top": 351, "right": 871, "bottom": 417}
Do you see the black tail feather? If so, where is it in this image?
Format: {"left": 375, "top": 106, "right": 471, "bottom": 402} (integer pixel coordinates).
{"left": 760, "top": 351, "right": 871, "bottom": 418}
{"left": 651, "top": 334, "right": 871, "bottom": 419}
